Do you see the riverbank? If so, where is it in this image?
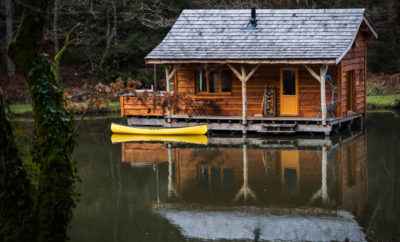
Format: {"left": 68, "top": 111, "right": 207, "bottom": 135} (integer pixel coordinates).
{"left": 10, "top": 101, "right": 120, "bottom": 115}
{"left": 367, "top": 94, "right": 400, "bottom": 110}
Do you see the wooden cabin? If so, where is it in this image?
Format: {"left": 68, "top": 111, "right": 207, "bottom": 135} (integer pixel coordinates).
{"left": 120, "top": 9, "right": 377, "bottom": 135}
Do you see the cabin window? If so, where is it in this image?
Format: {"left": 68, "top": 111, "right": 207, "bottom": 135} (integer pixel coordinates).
{"left": 208, "top": 71, "right": 218, "bottom": 93}
{"left": 195, "top": 68, "right": 232, "bottom": 94}
{"left": 221, "top": 70, "right": 232, "bottom": 92}
{"left": 282, "top": 70, "right": 296, "bottom": 95}
{"left": 195, "top": 70, "right": 207, "bottom": 92}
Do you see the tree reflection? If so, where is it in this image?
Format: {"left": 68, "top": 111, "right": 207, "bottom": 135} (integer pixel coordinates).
{"left": 0, "top": 94, "right": 34, "bottom": 242}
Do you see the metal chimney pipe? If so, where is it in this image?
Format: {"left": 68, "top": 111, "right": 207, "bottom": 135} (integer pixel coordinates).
{"left": 250, "top": 8, "right": 257, "bottom": 27}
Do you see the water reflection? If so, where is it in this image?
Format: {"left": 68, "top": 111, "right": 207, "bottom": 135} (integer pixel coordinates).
{"left": 7, "top": 113, "right": 400, "bottom": 241}
{"left": 119, "top": 133, "right": 368, "bottom": 241}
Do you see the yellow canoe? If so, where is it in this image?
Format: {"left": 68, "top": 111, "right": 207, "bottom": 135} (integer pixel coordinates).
{"left": 111, "top": 134, "right": 208, "bottom": 145}
{"left": 111, "top": 123, "right": 208, "bottom": 135}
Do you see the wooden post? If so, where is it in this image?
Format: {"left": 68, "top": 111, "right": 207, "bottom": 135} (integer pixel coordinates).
{"left": 165, "top": 65, "right": 176, "bottom": 123}
{"left": 153, "top": 64, "right": 157, "bottom": 91}
{"left": 241, "top": 66, "right": 247, "bottom": 127}
{"left": 228, "top": 64, "right": 259, "bottom": 134}
{"left": 320, "top": 65, "right": 328, "bottom": 126}
{"left": 165, "top": 67, "right": 170, "bottom": 92}
{"left": 119, "top": 95, "right": 124, "bottom": 117}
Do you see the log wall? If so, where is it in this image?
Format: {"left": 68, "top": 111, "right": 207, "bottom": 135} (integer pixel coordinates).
{"left": 176, "top": 64, "right": 338, "bottom": 117}
{"left": 338, "top": 32, "right": 368, "bottom": 116}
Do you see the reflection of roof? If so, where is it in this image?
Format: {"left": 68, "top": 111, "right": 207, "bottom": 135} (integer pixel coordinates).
{"left": 157, "top": 209, "right": 366, "bottom": 242}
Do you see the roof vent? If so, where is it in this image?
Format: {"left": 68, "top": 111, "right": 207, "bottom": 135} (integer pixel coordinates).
{"left": 250, "top": 8, "right": 257, "bottom": 28}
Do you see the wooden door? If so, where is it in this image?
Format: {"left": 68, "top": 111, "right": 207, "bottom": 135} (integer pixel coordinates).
{"left": 280, "top": 69, "right": 299, "bottom": 116}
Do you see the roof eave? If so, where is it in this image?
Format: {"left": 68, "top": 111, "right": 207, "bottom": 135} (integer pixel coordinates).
{"left": 145, "top": 58, "right": 337, "bottom": 65}
{"left": 362, "top": 16, "right": 378, "bottom": 39}
{"left": 336, "top": 16, "right": 378, "bottom": 64}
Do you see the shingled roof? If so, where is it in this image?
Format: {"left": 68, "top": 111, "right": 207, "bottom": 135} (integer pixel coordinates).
{"left": 145, "top": 9, "right": 377, "bottom": 64}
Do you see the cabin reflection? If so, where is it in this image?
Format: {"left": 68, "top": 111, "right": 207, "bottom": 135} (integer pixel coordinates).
{"left": 120, "top": 134, "right": 367, "bottom": 214}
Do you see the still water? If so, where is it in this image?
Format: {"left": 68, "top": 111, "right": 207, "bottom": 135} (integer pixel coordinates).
{"left": 68, "top": 111, "right": 399, "bottom": 242}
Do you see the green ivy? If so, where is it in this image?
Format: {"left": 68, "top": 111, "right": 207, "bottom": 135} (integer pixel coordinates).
{"left": 26, "top": 56, "right": 78, "bottom": 242}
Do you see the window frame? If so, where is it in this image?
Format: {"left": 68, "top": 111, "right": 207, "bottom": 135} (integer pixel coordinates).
{"left": 194, "top": 68, "right": 233, "bottom": 95}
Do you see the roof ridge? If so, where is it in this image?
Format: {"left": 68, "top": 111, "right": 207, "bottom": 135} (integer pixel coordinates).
{"left": 182, "top": 8, "right": 365, "bottom": 12}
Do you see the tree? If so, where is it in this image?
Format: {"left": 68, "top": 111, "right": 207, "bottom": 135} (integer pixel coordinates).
{"left": 5, "top": 0, "right": 77, "bottom": 241}
{"left": 4, "top": 0, "right": 15, "bottom": 78}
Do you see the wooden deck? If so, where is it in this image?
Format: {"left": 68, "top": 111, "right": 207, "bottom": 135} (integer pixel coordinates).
{"left": 126, "top": 113, "right": 364, "bottom": 135}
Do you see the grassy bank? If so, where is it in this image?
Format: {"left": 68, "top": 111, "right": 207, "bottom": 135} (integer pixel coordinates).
{"left": 10, "top": 101, "right": 120, "bottom": 115}
{"left": 367, "top": 94, "right": 400, "bottom": 110}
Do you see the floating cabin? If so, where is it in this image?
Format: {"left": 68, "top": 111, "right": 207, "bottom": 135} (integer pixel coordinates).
{"left": 120, "top": 9, "right": 378, "bottom": 135}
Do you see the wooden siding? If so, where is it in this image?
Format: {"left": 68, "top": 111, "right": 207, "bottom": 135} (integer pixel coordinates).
{"left": 120, "top": 94, "right": 166, "bottom": 117}
{"left": 338, "top": 32, "right": 367, "bottom": 116}
{"left": 121, "top": 64, "right": 340, "bottom": 118}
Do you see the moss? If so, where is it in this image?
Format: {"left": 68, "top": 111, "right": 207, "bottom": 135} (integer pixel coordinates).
{"left": 25, "top": 56, "right": 78, "bottom": 242}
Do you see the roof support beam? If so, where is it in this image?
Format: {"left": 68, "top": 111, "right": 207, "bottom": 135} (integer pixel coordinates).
{"left": 228, "top": 64, "right": 260, "bottom": 134}
{"left": 165, "top": 65, "right": 177, "bottom": 92}
{"left": 304, "top": 65, "right": 321, "bottom": 83}
{"left": 305, "top": 64, "right": 328, "bottom": 126}
{"left": 227, "top": 64, "right": 242, "bottom": 80}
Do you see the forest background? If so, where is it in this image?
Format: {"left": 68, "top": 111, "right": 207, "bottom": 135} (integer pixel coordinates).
{"left": 1, "top": 0, "right": 399, "bottom": 111}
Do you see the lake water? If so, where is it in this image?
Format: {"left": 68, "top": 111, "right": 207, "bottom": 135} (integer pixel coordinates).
{"left": 35, "top": 112, "right": 400, "bottom": 241}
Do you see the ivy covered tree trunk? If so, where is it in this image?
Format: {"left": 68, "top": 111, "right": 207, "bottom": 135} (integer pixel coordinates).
{"left": 0, "top": 91, "right": 34, "bottom": 242}
{"left": 8, "top": 1, "right": 77, "bottom": 241}
{"left": 28, "top": 57, "right": 76, "bottom": 242}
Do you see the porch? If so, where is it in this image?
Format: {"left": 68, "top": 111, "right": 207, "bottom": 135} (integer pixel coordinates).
{"left": 126, "top": 113, "right": 364, "bottom": 135}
